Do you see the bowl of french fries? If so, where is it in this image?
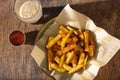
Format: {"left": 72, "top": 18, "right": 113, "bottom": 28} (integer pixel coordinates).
{"left": 46, "top": 25, "right": 96, "bottom": 74}
{"left": 31, "top": 4, "right": 120, "bottom": 80}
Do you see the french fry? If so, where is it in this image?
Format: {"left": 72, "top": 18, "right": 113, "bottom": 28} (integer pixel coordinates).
{"left": 69, "top": 64, "right": 83, "bottom": 74}
{"left": 59, "top": 53, "right": 66, "bottom": 67}
{"left": 59, "top": 25, "right": 68, "bottom": 34}
{"left": 54, "top": 56, "right": 60, "bottom": 63}
{"left": 66, "top": 51, "right": 71, "bottom": 58}
{"left": 67, "top": 26, "right": 78, "bottom": 35}
{"left": 59, "top": 30, "right": 66, "bottom": 37}
{"left": 63, "top": 64, "right": 72, "bottom": 71}
{"left": 78, "top": 52, "right": 85, "bottom": 65}
{"left": 71, "top": 54, "right": 78, "bottom": 67}
{"left": 87, "top": 31, "right": 95, "bottom": 57}
{"left": 77, "top": 29, "right": 84, "bottom": 40}
{"left": 47, "top": 49, "right": 54, "bottom": 70}
{"left": 54, "top": 56, "right": 72, "bottom": 71}
{"left": 88, "top": 45, "right": 95, "bottom": 57}
{"left": 57, "top": 43, "right": 77, "bottom": 56}
{"left": 61, "top": 30, "right": 73, "bottom": 49}
{"left": 72, "top": 36, "right": 78, "bottom": 43}
{"left": 89, "top": 31, "right": 96, "bottom": 48}
{"left": 83, "top": 55, "right": 88, "bottom": 69}
{"left": 66, "top": 38, "right": 72, "bottom": 43}
{"left": 48, "top": 36, "right": 54, "bottom": 42}
{"left": 57, "top": 40, "right": 61, "bottom": 45}
{"left": 65, "top": 51, "right": 75, "bottom": 64}
{"left": 84, "top": 29, "right": 89, "bottom": 52}
{"left": 61, "top": 38, "right": 72, "bottom": 46}
{"left": 46, "top": 34, "right": 62, "bottom": 49}
{"left": 47, "top": 36, "right": 55, "bottom": 70}
{"left": 51, "top": 63, "right": 66, "bottom": 72}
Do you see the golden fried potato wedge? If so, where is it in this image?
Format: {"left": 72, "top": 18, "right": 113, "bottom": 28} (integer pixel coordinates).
{"left": 88, "top": 45, "right": 95, "bottom": 57}
{"left": 59, "top": 54, "right": 66, "bottom": 67}
{"left": 57, "top": 43, "right": 77, "bottom": 56}
{"left": 51, "top": 63, "right": 66, "bottom": 72}
{"left": 46, "top": 34, "right": 62, "bottom": 49}
{"left": 48, "top": 36, "right": 54, "bottom": 43}
{"left": 83, "top": 55, "right": 88, "bottom": 69}
{"left": 61, "top": 30, "right": 73, "bottom": 49}
{"left": 84, "top": 29, "right": 90, "bottom": 52}
{"left": 71, "top": 54, "right": 78, "bottom": 67}
{"left": 89, "top": 31, "right": 96, "bottom": 48}
{"left": 69, "top": 64, "right": 83, "bottom": 74}
{"left": 47, "top": 49, "right": 54, "bottom": 70}
{"left": 65, "top": 51, "right": 75, "bottom": 64}
{"left": 77, "top": 29, "right": 84, "bottom": 40}
{"left": 78, "top": 52, "right": 85, "bottom": 65}
{"left": 54, "top": 56, "right": 72, "bottom": 71}
{"left": 59, "top": 25, "right": 68, "bottom": 34}
{"left": 67, "top": 26, "right": 78, "bottom": 35}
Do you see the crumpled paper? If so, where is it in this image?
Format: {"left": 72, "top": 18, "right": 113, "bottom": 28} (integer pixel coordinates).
{"left": 31, "top": 4, "right": 120, "bottom": 80}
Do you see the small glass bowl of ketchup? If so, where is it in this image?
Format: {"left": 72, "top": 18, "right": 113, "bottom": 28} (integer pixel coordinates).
{"left": 9, "top": 30, "right": 26, "bottom": 46}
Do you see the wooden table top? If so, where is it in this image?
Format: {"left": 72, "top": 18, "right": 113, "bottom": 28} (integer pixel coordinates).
{"left": 0, "top": 0, "right": 120, "bottom": 80}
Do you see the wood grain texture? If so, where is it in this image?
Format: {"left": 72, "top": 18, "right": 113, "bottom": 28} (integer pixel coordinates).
{"left": 0, "top": 0, "right": 120, "bottom": 80}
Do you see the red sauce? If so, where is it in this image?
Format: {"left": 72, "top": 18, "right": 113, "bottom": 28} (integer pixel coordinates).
{"left": 9, "top": 31, "right": 25, "bottom": 46}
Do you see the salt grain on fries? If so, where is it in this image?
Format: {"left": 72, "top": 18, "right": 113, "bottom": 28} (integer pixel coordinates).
{"left": 46, "top": 25, "right": 96, "bottom": 74}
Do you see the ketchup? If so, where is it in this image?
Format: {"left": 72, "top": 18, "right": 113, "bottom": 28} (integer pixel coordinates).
{"left": 9, "top": 31, "right": 25, "bottom": 46}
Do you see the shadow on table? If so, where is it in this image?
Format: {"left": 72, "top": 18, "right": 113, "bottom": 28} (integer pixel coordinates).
{"left": 34, "top": 6, "right": 64, "bottom": 24}
{"left": 25, "top": 30, "right": 39, "bottom": 45}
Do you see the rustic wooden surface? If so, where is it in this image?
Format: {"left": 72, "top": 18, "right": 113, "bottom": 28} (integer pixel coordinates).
{"left": 0, "top": 0, "right": 120, "bottom": 80}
